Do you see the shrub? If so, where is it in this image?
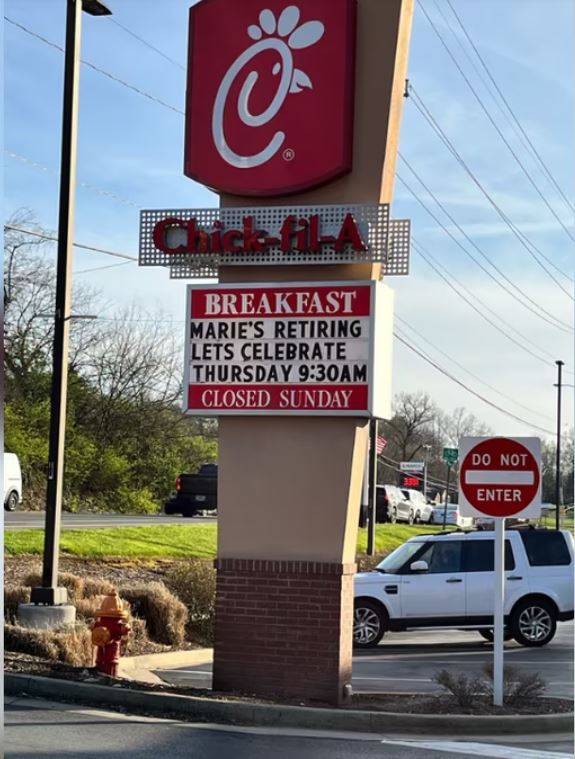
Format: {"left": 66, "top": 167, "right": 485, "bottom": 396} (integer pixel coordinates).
{"left": 4, "top": 586, "right": 31, "bottom": 624}
{"left": 110, "top": 487, "right": 159, "bottom": 515}
{"left": 165, "top": 560, "right": 216, "bottom": 644}
{"left": 75, "top": 596, "right": 103, "bottom": 623}
{"left": 483, "top": 663, "right": 546, "bottom": 705}
{"left": 23, "top": 572, "right": 85, "bottom": 602}
{"left": 119, "top": 581, "right": 187, "bottom": 646}
{"left": 123, "top": 616, "right": 151, "bottom": 656}
{"left": 356, "top": 554, "right": 387, "bottom": 572}
{"left": 82, "top": 578, "right": 116, "bottom": 598}
{"left": 432, "top": 669, "right": 487, "bottom": 708}
{"left": 5, "top": 623, "right": 93, "bottom": 666}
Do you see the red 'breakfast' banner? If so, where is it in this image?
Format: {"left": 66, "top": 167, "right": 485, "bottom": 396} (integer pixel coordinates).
{"left": 190, "top": 285, "right": 371, "bottom": 319}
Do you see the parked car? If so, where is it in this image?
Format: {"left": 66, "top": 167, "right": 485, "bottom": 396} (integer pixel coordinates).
{"left": 353, "top": 527, "right": 574, "bottom": 648}
{"left": 401, "top": 488, "right": 433, "bottom": 524}
{"left": 377, "top": 484, "right": 412, "bottom": 523}
{"left": 3, "top": 452, "right": 22, "bottom": 512}
{"left": 164, "top": 464, "right": 217, "bottom": 517}
{"left": 429, "top": 504, "right": 473, "bottom": 528}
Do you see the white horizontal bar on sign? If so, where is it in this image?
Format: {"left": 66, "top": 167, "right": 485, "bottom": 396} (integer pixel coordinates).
{"left": 465, "top": 471, "right": 534, "bottom": 485}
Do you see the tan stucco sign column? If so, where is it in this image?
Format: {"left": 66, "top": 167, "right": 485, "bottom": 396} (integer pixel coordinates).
{"left": 212, "top": 0, "right": 414, "bottom": 704}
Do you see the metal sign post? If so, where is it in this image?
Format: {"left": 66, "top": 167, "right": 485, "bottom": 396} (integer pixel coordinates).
{"left": 442, "top": 463, "right": 451, "bottom": 529}
{"left": 493, "top": 517, "right": 505, "bottom": 706}
{"left": 458, "top": 436, "right": 542, "bottom": 708}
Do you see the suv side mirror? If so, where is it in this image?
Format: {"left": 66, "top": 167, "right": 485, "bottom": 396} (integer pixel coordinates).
{"left": 410, "top": 560, "right": 429, "bottom": 573}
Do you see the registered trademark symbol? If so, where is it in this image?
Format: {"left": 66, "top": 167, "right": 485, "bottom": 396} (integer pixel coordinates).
{"left": 282, "top": 148, "right": 295, "bottom": 161}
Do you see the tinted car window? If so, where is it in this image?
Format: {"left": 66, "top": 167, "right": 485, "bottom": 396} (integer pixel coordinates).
{"left": 464, "top": 540, "right": 515, "bottom": 572}
{"left": 415, "top": 541, "right": 463, "bottom": 573}
{"left": 520, "top": 531, "right": 571, "bottom": 566}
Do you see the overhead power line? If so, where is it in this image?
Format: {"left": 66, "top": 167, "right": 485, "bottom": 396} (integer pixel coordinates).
{"left": 108, "top": 18, "right": 186, "bottom": 71}
{"left": 6, "top": 151, "right": 143, "bottom": 210}
{"left": 445, "top": 0, "right": 574, "bottom": 216}
{"left": 393, "top": 331, "right": 556, "bottom": 436}
{"left": 5, "top": 17, "right": 184, "bottom": 115}
{"left": 408, "top": 87, "right": 573, "bottom": 288}
{"left": 76, "top": 260, "right": 134, "bottom": 275}
{"left": 412, "top": 238, "right": 574, "bottom": 375}
{"left": 396, "top": 314, "right": 554, "bottom": 422}
{"left": 417, "top": 1, "right": 575, "bottom": 245}
{"left": 4, "top": 224, "right": 138, "bottom": 262}
{"left": 397, "top": 170, "right": 574, "bottom": 332}
{"left": 378, "top": 453, "right": 458, "bottom": 493}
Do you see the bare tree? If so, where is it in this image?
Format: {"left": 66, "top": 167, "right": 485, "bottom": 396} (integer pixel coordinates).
{"left": 383, "top": 391, "right": 437, "bottom": 461}
{"left": 437, "top": 407, "right": 492, "bottom": 447}
{"left": 4, "top": 210, "right": 104, "bottom": 395}
{"left": 80, "top": 304, "right": 183, "bottom": 446}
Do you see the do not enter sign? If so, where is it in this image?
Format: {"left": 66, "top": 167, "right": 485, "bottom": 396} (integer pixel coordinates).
{"left": 458, "top": 437, "right": 541, "bottom": 518}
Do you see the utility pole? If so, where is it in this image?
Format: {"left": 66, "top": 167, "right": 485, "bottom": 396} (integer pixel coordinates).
{"left": 554, "top": 360, "right": 564, "bottom": 531}
{"left": 30, "top": 0, "right": 112, "bottom": 609}
{"left": 367, "top": 418, "right": 378, "bottom": 555}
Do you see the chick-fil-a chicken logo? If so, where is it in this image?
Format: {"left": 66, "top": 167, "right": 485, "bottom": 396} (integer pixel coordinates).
{"left": 184, "top": 0, "right": 357, "bottom": 197}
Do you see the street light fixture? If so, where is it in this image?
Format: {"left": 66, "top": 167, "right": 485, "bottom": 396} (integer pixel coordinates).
{"left": 29, "top": 0, "right": 112, "bottom": 611}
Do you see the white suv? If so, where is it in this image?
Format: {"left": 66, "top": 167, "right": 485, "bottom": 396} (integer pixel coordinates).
{"left": 354, "top": 528, "right": 574, "bottom": 649}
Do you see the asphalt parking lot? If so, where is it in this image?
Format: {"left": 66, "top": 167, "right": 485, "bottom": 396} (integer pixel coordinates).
{"left": 153, "top": 622, "right": 574, "bottom": 698}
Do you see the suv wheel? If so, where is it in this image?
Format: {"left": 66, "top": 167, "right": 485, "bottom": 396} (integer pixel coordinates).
{"left": 4, "top": 491, "right": 18, "bottom": 512}
{"left": 478, "top": 629, "right": 513, "bottom": 642}
{"left": 353, "top": 599, "right": 387, "bottom": 648}
{"left": 510, "top": 598, "right": 557, "bottom": 647}
{"left": 413, "top": 510, "right": 421, "bottom": 524}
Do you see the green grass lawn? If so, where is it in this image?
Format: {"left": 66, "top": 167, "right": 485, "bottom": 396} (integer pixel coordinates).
{"left": 4, "top": 522, "right": 447, "bottom": 560}
{"left": 8, "top": 519, "right": 570, "bottom": 561}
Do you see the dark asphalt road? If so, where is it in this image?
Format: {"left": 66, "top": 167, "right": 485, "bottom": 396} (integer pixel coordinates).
{"left": 4, "top": 697, "right": 572, "bottom": 758}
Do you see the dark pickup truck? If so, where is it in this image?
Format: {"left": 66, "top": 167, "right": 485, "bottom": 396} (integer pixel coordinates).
{"left": 164, "top": 463, "right": 218, "bottom": 517}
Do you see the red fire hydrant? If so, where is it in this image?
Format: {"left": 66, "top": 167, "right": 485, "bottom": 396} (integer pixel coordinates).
{"left": 91, "top": 592, "right": 130, "bottom": 677}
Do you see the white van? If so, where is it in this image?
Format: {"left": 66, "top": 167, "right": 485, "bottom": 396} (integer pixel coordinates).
{"left": 3, "top": 453, "right": 22, "bottom": 511}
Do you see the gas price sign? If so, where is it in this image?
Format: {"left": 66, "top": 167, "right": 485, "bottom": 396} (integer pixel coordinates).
{"left": 183, "top": 281, "right": 393, "bottom": 416}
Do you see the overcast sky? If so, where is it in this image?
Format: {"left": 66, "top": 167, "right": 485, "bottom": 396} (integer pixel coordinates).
{"left": 4, "top": 0, "right": 574, "bottom": 442}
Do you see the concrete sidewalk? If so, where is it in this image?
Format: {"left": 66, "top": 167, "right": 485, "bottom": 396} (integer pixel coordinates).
{"left": 119, "top": 648, "right": 213, "bottom": 685}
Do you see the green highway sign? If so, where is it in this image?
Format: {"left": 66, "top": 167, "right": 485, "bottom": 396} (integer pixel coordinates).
{"left": 443, "top": 447, "right": 458, "bottom": 466}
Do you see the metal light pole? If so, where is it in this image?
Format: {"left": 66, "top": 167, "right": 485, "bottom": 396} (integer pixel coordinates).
{"left": 367, "top": 418, "right": 378, "bottom": 556}
{"left": 30, "top": 0, "right": 112, "bottom": 607}
{"left": 554, "top": 360, "right": 564, "bottom": 531}
{"left": 423, "top": 444, "right": 431, "bottom": 500}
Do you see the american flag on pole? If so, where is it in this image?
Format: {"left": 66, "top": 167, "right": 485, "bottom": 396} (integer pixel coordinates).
{"left": 376, "top": 436, "right": 387, "bottom": 455}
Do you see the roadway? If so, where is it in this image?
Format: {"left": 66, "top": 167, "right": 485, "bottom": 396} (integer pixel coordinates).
{"left": 4, "top": 512, "right": 216, "bottom": 529}
{"left": 4, "top": 696, "right": 573, "bottom": 758}
{"left": 152, "top": 624, "right": 575, "bottom": 699}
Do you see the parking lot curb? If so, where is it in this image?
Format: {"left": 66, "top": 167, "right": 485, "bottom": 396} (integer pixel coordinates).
{"left": 119, "top": 648, "right": 214, "bottom": 671}
{"left": 5, "top": 673, "right": 573, "bottom": 735}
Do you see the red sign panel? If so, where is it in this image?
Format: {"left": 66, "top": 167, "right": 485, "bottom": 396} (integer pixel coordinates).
{"left": 459, "top": 437, "right": 541, "bottom": 518}
{"left": 183, "top": 281, "right": 389, "bottom": 416}
{"left": 184, "top": 0, "right": 356, "bottom": 196}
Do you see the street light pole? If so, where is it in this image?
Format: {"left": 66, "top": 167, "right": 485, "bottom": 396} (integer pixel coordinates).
{"left": 554, "top": 360, "right": 564, "bottom": 531}
{"left": 30, "top": 0, "right": 111, "bottom": 607}
{"left": 423, "top": 444, "right": 431, "bottom": 500}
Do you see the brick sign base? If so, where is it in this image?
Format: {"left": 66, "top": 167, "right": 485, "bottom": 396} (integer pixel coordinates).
{"left": 212, "top": 559, "right": 355, "bottom": 704}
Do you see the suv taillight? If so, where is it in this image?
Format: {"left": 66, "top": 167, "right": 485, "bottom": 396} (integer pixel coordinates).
{"left": 175, "top": 476, "right": 181, "bottom": 492}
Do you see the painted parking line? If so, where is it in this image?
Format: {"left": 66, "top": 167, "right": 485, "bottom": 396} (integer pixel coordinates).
{"left": 380, "top": 740, "right": 572, "bottom": 759}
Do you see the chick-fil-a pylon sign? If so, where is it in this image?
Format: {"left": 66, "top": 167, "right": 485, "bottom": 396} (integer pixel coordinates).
{"left": 184, "top": 0, "right": 357, "bottom": 196}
